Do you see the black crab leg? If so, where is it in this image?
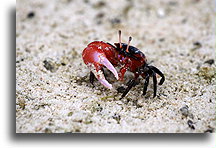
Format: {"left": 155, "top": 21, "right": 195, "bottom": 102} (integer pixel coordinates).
{"left": 121, "top": 79, "right": 137, "bottom": 99}
{"left": 152, "top": 71, "right": 157, "bottom": 97}
{"left": 90, "top": 71, "right": 95, "bottom": 86}
{"left": 149, "top": 66, "right": 165, "bottom": 85}
{"left": 143, "top": 73, "right": 150, "bottom": 95}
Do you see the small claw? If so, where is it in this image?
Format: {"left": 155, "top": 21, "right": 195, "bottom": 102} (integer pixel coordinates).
{"left": 87, "top": 63, "right": 112, "bottom": 89}
{"left": 99, "top": 55, "right": 119, "bottom": 80}
{"left": 98, "top": 78, "right": 112, "bottom": 89}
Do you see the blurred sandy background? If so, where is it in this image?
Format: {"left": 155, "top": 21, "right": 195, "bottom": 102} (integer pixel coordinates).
{"left": 16, "top": 0, "right": 215, "bottom": 133}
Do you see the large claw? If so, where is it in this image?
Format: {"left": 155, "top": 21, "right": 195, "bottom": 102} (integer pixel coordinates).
{"left": 99, "top": 55, "right": 119, "bottom": 80}
{"left": 82, "top": 45, "right": 118, "bottom": 89}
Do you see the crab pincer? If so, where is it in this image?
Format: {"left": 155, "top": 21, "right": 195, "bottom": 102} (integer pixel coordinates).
{"left": 82, "top": 41, "right": 119, "bottom": 89}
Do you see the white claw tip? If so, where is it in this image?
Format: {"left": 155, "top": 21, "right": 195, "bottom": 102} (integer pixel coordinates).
{"left": 98, "top": 78, "right": 113, "bottom": 89}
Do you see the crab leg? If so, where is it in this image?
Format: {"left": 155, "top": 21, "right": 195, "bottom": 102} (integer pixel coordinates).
{"left": 149, "top": 66, "right": 165, "bottom": 85}
{"left": 90, "top": 71, "right": 95, "bottom": 85}
{"left": 152, "top": 71, "right": 157, "bottom": 97}
{"left": 142, "top": 73, "right": 150, "bottom": 95}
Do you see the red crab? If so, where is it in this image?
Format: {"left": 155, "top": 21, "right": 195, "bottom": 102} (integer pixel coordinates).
{"left": 82, "top": 31, "right": 165, "bottom": 98}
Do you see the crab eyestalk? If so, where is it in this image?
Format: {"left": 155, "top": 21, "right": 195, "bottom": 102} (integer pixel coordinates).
{"left": 126, "top": 36, "right": 132, "bottom": 53}
{"left": 118, "top": 30, "right": 122, "bottom": 49}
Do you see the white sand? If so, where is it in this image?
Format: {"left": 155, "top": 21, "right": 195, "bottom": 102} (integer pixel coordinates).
{"left": 16, "top": 0, "right": 215, "bottom": 133}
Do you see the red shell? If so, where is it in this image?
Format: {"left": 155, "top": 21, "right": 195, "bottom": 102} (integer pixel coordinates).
{"left": 82, "top": 41, "right": 147, "bottom": 77}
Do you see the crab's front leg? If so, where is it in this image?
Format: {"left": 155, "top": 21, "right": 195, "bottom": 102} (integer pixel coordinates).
{"left": 82, "top": 44, "right": 119, "bottom": 89}
{"left": 119, "top": 64, "right": 129, "bottom": 81}
{"left": 118, "top": 57, "right": 132, "bottom": 81}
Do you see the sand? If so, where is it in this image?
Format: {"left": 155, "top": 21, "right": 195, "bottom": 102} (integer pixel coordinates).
{"left": 16, "top": 0, "right": 215, "bottom": 133}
